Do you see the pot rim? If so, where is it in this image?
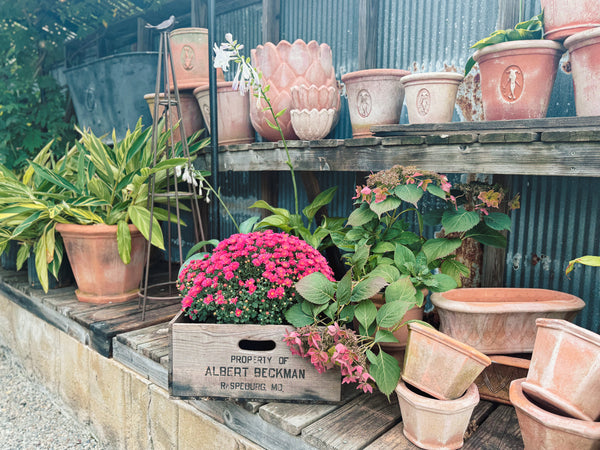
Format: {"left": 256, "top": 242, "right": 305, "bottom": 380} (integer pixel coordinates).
{"left": 535, "top": 318, "right": 600, "bottom": 347}
{"left": 169, "top": 27, "right": 208, "bottom": 37}
{"left": 510, "top": 378, "right": 600, "bottom": 437}
{"left": 341, "top": 68, "right": 411, "bottom": 83}
{"left": 56, "top": 222, "right": 142, "bottom": 238}
{"left": 473, "top": 40, "right": 565, "bottom": 62}
{"left": 193, "top": 81, "right": 235, "bottom": 95}
{"left": 564, "top": 27, "right": 600, "bottom": 51}
{"left": 401, "top": 72, "right": 464, "bottom": 85}
{"left": 395, "top": 380, "right": 479, "bottom": 413}
{"left": 407, "top": 322, "right": 492, "bottom": 366}
{"left": 431, "top": 288, "right": 585, "bottom": 313}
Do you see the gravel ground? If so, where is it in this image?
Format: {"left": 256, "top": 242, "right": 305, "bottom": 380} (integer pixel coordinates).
{"left": 0, "top": 339, "right": 112, "bottom": 450}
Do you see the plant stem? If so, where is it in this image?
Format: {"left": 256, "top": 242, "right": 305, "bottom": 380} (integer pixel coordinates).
{"left": 195, "top": 171, "right": 240, "bottom": 233}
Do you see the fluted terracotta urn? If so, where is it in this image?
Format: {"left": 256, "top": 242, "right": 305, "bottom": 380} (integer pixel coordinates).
{"left": 250, "top": 39, "right": 337, "bottom": 141}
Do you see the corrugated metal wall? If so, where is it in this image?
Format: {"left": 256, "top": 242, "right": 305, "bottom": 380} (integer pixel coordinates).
{"left": 210, "top": 1, "right": 598, "bottom": 332}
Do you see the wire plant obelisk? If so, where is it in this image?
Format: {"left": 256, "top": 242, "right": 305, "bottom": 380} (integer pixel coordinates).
{"left": 139, "top": 18, "right": 206, "bottom": 320}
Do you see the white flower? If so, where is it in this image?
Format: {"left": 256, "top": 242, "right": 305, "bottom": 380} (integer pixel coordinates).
{"left": 175, "top": 165, "right": 183, "bottom": 178}
{"left": 180, "top": 166, "right": 198, "bottom": 187}
{"left": 225, "top": 32, "right": 233, "bottom": 43}
{"left": 205, "top": 190, "right": 211, "bottom": 204}
{"left": 213, "top": 43, "right": 232, "bottom": 72}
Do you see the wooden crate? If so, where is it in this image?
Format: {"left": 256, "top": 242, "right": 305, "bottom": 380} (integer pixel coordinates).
{"left": 169, "top": 312, "right": 341, "bottom": 402}
{"left": 475, "top": 354, "right": 531, "bottom": 404}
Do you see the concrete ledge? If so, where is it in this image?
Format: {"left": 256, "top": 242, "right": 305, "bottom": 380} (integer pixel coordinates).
{"left": 0, "top": 293, "right": 263, "bottom": 449}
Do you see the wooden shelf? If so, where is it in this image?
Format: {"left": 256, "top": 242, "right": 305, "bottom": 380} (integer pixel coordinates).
{"left": 200, "top": 117, "right": 600, "bottom": 177}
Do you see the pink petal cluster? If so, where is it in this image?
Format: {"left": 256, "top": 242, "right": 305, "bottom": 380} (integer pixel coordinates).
{"left": 177, "top": 231, "right": 334, "bottom": 325}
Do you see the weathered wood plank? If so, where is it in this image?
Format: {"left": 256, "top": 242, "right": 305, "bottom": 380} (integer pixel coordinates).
{"left": 114, "top": 322, "right": 169, "bottom": 349}
{"left": 462, "top": 405, "right": 523, "bottom": 450}
{"left": 190, "top": 399, "right": 317, "bottom": 450}
{"left": 301, "top": 392, "right": 401, "bottom": 449}
{"left": 112, "top": 339, "right": 169, "bottom": 390}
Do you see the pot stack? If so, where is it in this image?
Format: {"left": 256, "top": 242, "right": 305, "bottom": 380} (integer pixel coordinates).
{"left": 509, "top": 318, "right": 600, "bottom": 449}
{"left": 395, "top": 322, "right": 491, "bottom": 449}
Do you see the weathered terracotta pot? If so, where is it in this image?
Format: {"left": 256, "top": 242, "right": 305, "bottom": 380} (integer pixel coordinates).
{"left": 564, "top": 28, "right": 600, "bottom": 117}
{"left": 56, "top": 223, "right": 147, "bottom": 304}
{"left": 290, "top": 84, "right": 341, "bottom": 111}
{"left": 168, "top": 28, "right": 224, "bottom": 90}
{"left": 401, "top": 72, "right": 464, "bottom": 124}
{"left": 541, "top": 0, "right": 600, "bottom": 41}
{"left": 250, "top": 40, "right": 337, "bottom": 141}
{"left": 473, "top": 40, "right": 564, "bottom": 120}
{"left": 144, "top": 91, "right": 204, "bottom": 143}
{"left": 395, "top": 380, "right": 480, "bottom": 450}
{"left": 402, "top": 322, "right": 491, "bottom": 401}
{"left": 475, "top": 354, "right": 531, "bottom": 405}
{"left": 431, "top": 288, "right": 586, "bottom": 354}
{"left": 341, "top": 69, "right": 410, "bottom": 137}
{"left": 290, "top": 109, "right": 337, "bottom": 140}
{"left": 522, "top": 318, "right": 600, "bottom": 421}
{"left": 193, "top": 82, "right": 254, "bottom": 145}
{"left": 510, "top": 378, "right": 600, "bottom": 450}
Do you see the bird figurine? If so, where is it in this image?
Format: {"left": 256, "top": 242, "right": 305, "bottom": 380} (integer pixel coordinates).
{"left": 145, "top": 15, "right": 177, "bottom": 31}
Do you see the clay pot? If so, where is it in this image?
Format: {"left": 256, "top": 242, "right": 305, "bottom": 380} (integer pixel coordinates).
{"left": 341, "top": 69, "right": 410, "bottom": 137}
{"left": 290, "top": 109, "right": 336, "bottom": 140}
{"left": 193, "top": 82, "right": 254, "bottom": 145}
{"left": 250, "top": 40, "right": 337, "bottom": 141}
{"left": 290, "top": 84, "right": 341, "bottom": 111}
{"left": 401, "top": 72, "right": 464, "bottom": 124}
{"left": 510, "top": 378, "right": 600, "bottom": 450}
{"left": 474, "top": 354, "right": 531, "bottom": 405}
{"left": 522, "top": 318, "right": 600, "bottom": 421}
{"left": 168, "top": 28, "right": 224, "bottom": 90}
{"left": 430, "top": 288, "right": 586, "bottom": 354}
{"left": 395, "top": 380, "right": 480, "bottom": 450}
{"left": 402, "top": 322, "right": 491, "bottom": 401}
{"left": 144, "top": 91, "right": 204, "bottom": 143}
{"left": 540, "top": 0, "right": 600, "bottom": 41}
{"left": 473, "top": 40, "right": 564, "bottom": 120}
{"left": 564, "top": 28, "right": 600, "bottom": 116}
{"left": 56, "top": 223, "right": 147, "bottom": 304}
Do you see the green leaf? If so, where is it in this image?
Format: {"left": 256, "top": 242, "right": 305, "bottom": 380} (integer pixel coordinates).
{"left": 302, "top": 186, "right": 337, "bottom": 222}
{"left": 374, "top": 330, "right": 398, "bottom": 344}
{"left": 285, "top": 303, "right": 315, "bottom": 327}
{"left": 117, "top": 220, "right": 132, "bottom": 264}
{"left": 369, "top": 197, "right": 401, "bottom": 218}
{"left": 354, "top": 299, "right": 377, "bottom": 330}
{"left": 249, "top": 200, "right": 290, "bottom": 218}
{"left": 442, "top": 209, "right": 481, "bottom": 233}
{"left": 566, "top": 255, "right": 600, "bottom": 275}
{"left": 347, "top": 202, "right": 377, "bottom": 227}
{"left": 393, "top": 184, "right": 423, "bottom": 206}
{"left": 34, "top": 235, "right": 49, "bottom": 293}
{"left": 128, "top": 205, "right": 165, "bottom": 250}
{"left": 440, "top": 259, "right": 470, "bottom": 287}
{"left": 367, "top": 264, "right": 400, "bottom": 284}
{"left": 256, "top": 214, "right": 290, "bottom": 230}
{"left": 465, "top": 222, "right": 507, "bottom": 248}
{"left": 368, "top": 350, "right": 401, "bottom": 396}
{"left": 295, "top": 272, "right": 336, "bottom": 304}
{"left": 384, "top": 277, "right": 416, "bottom": 303}
{"left": 185, "top": 240, "right": 220, "bottom": 260}
{"left": 350, "top": 276, "right": 388, "bottom": 303}
{"left": 239, "top": 216, "right": 260, "bottom": 234}
{"left": 30, "top": 161, "right": 81, "bottom": 194}
{"left": 377, "top": 300, "right": 413, "bottom": 328}
{"left": 336, "top": 269, "right": 353, "bottom": 305}
{"left": 394, "top": 244, "right": 417, "bottom": 268}
{"left": 422, "top": 238, "right": 462, "bottom": 263}
{"left": 428, "top": 273, "right": 458, "bottom": 293}
{"left": 372, "top": 242, "right": 395, "bottom": 254}
{"left": 427, "top": 184, "right": 448, "bottom": 200}
{"left": 484, "top": 212, "right": 512, "bottom": 231}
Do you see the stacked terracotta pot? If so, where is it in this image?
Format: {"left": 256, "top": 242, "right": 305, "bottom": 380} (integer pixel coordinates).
{"left": 396, "top": 322, "right": 491, "bottom": 449}
{"left": 510, "top": 318, "right": 600, "bottom": 449}
{"left": 289, "top": 84, "right": 340, "bottom": 140}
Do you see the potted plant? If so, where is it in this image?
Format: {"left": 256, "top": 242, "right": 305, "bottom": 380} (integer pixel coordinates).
{"left": 465, "top": 12, "right": 564, "bottom": 120}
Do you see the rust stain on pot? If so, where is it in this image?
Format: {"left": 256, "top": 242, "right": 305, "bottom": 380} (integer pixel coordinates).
{"left": 456, "top": 69, "right": 484, "bottom": 122}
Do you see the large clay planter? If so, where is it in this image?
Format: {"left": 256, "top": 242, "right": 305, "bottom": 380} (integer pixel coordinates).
{"left": 541, "top": 0, "right": 600, "bottom": 41}
{"left": 522, "top": 318, "right": 600, "bottom": 421}
{"left": 56, "top": 223, "right": 147, "bottom": 304}
{"left": 144, "top": 91, "right": 204, "bottom": 143}
{"left": 395, "top": 380, "right": 480, "bottom": 450}
{"left": 401, "top": 72, "right": 464, "bottom": 124}
{"left": 564, "top": 28, "right": 600, "bottom": 116}
{"left": 193, "top": 82, "right": 254, "bottom": 145}
{"left": 402, "top": 322, "right": 491, "bottom": 401}
{"left": 168, "top": 28, "right": 224, "bottom": 90}
{"left": 430, "top": 288, "right": 585, "bottom": 354}
{"left": 341, "top": 69, "right": 410, "bottom": 137}
{"left": 250, "top": 40, "right": 337, "bottom": 141}
{"left": 510, "top": 378, "right": 600, "bottom": 450}
{"left": 473, "top": 40, "right": 564, "bottom": 120}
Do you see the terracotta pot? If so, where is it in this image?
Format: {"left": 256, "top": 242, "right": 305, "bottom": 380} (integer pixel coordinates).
{"left": 522, "top": 318, "right": 600, "bottom": 421}
{"left": 290, "top": 84, "right": 340, "bottom": 111}
{"left": 395, "top": 380, "right": 480, "bottom": 450}
{"left": 56, "top": 223, "right": 147, "bottom": 304}
{"left": 473, "top": 40, "right": 564, "bottom": 120}
{"left": 510, "top": 378, "right": 600, "bottom": 450}
{"left": 401, "top": 72, "right": 464, "bottom": 124}
{"left": 250, "top": 40, "right": 337, "bottom": 141}
{"left": 193, "top": 82, "right": 254, "bottom": 145}
{"left": 341, "top": 69, "right": 410, "bottom": 137}
{"left": 168, "top": 28, "right": 224, "bottom": 90}
{"left": 431, "top": 288, "right": 586, "bottom": 354}
{"left": 474, "top": 354, "right": 531, "bottom": 405}
{"left": 290, "top": 109, "right": 337, "bottom": 140}
{"left": 541, "top": 0, "right": 600, "bottom": 41}
{"left": 564, "top": 28, "right": 600, "bottom": 116}
{"left": 144, "top": 91, "right": 204, "bottom": 143}
{"left": 402, "top": 322, "right": 491, "bottom": 401}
